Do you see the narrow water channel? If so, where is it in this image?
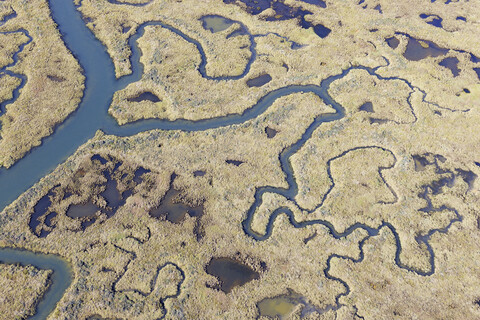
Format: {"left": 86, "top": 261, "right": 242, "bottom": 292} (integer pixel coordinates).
{"left": 0, "top": 248, "right": 72, "bottom": 320}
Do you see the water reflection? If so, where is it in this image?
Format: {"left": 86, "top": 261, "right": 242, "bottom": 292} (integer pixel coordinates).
{"left": 246, "top": 74, "right": 272, "bottom": 87}
{"left": 0, "top": 248, "right": 72, "bottom": 320}
{"left": 386, "top": 36, "right": 399, "bottom": 49}
{"left": 438, "top": 57, "right": 460, "bottom": 76}
{"left": 127, "top": 91, "right": 161, "bottom": 103}
{"left": 257, "top": 289, "right": 321, "bottom": 319}
{"left": 265, "top": 126, "right": 278, "bottom": 138}
{"left": 206, "top": 257, "right": 259, "bottom": 293}
{"left": 201, "top": 15, "right": 235, "bottom": 33}
{"left": 402, "top": 36, "right": 448, "bottom": 61}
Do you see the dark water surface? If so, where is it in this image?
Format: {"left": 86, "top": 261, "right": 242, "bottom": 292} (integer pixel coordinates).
{"left": 439, "top": 57, "right": 460, "bottom": 76}
{"left": 246, "top": 74, "right": 272, "bottom": 87}
{"left": 0, "top": 248, "right": 72, "bottom": 320}
{"left": 402, "top": 36, "right": 448, "bottom": 61}
{"left": 66, "top": 202, "right": 101, "bottom": 218}
{"left": 299, "top": 0, "right": 326, "bottom": 8}
{"left": 206, "top": 257, "right": 259, "bottom": 293}
{"left": 149, "top": 187, "right": 203, "bottom": 223}
{"left": 127, "top": 91, "right": 161, "bottom": 102}
{"left": 359, "top": 101, "right": 374, "bottom": 113}
{"left": 420, "top": 13, "right": 443, "bottom": 28}
{"left": 265, "top": 126, "right": 278, "bottom": 138}
{"left": 386, "top": 36, "right": 399, "bottom": 49}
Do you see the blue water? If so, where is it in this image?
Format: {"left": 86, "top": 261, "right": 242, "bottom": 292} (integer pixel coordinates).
{"left": 0, "top": 248, "right": 72, "bottom": 320}
{"left": 0, "top": 12, "right": 32, "bottom": 116}
{"left": 419, "top": 13, "right": 443, "bottom": 28}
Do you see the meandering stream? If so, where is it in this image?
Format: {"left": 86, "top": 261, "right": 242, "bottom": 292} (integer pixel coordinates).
{"left": 0, "top": 0, "right": 463, "bottom": 318}
{"left": 0, "top": 248, "right": 72, "bottom": 320}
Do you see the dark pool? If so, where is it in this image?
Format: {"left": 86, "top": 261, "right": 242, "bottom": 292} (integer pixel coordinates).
{"left": 206, "top": 257, "right": 259, "bottom": 293}
{"left": 246, "top": 74, "right": 272, "bottom": 87}
{"left": 127, "top": 91, "right": 161, "bottom": 102}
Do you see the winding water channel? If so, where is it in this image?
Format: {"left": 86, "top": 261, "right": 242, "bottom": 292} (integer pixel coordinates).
{"left": 0, "top": 12, "right": 32, "bottom": 116}
{"left": 0, "top": 248, "right": 72, "bottom": 320}
{"left": 0, "top": 0, "right": 462, "bottom": 318}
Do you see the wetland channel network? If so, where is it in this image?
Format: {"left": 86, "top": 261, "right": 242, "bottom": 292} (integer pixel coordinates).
{"left": 0, "top": 0, "right": 461, "bottom": 318}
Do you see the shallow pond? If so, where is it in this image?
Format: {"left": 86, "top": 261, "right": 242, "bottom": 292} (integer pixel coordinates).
{"left": 106, "top": 0, "right": 152, "bottom": 6}
{"left": 246, "top": 74, "right": 272, "bottom": 87}
{"left": 29, "top": 190, "right": 57, "bottom": 238}
{"left": 223, "top": 0, "right": 271, "bottom": 15}
{"left": 150, "top": 186, "right": 204, "bottom": 223}
{"left": 206, "top": 257, "right": 259, "bottom": 293}
{"left": 47, "top": 75, "right": 66, "bottom": 82}
{"left": 359, "top": 101, "right": 374, "bottom": 113}
{"left": 101, "top": 178, "right": 123, "bottom": 210}
{"left": 223, "top": 0, "right": 331, "bottom": 39}
{"left": 402, "top": 36, "right": 448, "bottom": 61}
{"left": 200, "top": 15, "right": 235, "bottom": 33}
{"left": 257, "top": 288, "right": 328, "bottom": 317}
{"left": 133, "top": 166, "right": 150, "bottom": 183}
{"left": 420, "top": 13, "right": 443, "bottom": 28}
{"left": 193, "top": 170, "right": 206, "bottom": 177}
{"left": 438, "top": 57, "right": 460, "bottom": 76}
{"left": 257, "top": 294, "right": 299, "bottom": 318}
{"left": 386, "top": 36, "right": 399, "bottom": 49}
{"left": 226, "top": 159, "right": 244, "bottom": 166}
{"left": 299, "top": 0, "right": 326, "bottom": 8}
{"left": 312, "top": 24, "right": 331, "bottom": 38}
{"left": 265, "top": 126, "right": 278, "bottom": 138}
{"left": 127, "top": 91, "right": 161, "bottom": 103}
{"left": 91, "top": 154, "right": 108, "bottom": 164}
{"left": 66, "top": 202, "right": 101, "bottom": 218}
